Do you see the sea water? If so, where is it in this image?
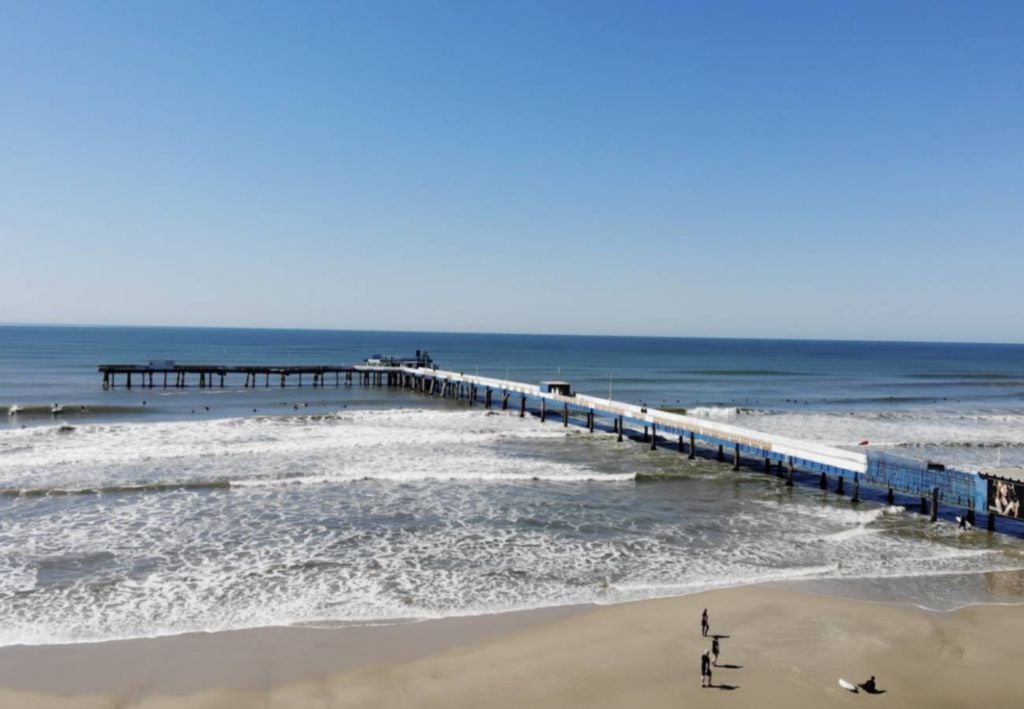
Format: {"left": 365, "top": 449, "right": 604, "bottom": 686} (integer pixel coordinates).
{"left": 1, "top": 326, "right": 1023, "bottom": 645}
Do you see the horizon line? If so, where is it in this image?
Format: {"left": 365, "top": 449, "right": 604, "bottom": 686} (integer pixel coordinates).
{"left": 1, "top": 321, "right": 1022, "bottom": 348}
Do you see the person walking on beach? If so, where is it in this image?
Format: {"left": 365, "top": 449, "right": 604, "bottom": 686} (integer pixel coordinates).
{"left": 711, "top": 636, "right": 720, "bottom": 666}
{"left": 701, "top": 608, "right": 709, "bottom": 637}
{"left": 700, "top": 649, "right": 711, "bottom": 687}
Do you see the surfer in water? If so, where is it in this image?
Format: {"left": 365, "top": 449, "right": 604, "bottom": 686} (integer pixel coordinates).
{"left": 701, "top": 608, "right": 709, "bottom": 637}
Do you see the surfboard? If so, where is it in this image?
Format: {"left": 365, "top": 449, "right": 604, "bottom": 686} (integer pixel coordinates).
{"left": 838, "top": 678, "right": 858, "bottom": 692}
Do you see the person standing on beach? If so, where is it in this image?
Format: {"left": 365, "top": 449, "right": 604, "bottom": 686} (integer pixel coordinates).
{"left": 701, "top": 608, "right": 709, "bottom": 636}
{"left": 700, "top": 650, "right": 711, "bottom": 687}
{"left": 711, "top": 636, "right": 720, "bottom": 666}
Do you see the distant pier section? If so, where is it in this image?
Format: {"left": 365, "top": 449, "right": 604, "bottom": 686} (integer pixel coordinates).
{"left": 97, "top": 350, "right": 436, "bottom": 389}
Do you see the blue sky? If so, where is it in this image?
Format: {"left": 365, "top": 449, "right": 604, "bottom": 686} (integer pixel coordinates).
{"left": 2, "top": 1, "right": 1022, "bottom": 341}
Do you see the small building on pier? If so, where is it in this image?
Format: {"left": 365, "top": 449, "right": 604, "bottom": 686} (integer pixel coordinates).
{"left": 539, "top": 381, "right": 573, "bottom": 396}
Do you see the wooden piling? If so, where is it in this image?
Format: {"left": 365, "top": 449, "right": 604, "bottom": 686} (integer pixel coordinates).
{"left": 650, "top": 423, "right": 657, "bottom": 450}
{"left": 732, "top": 443, "right": 740, "bottom": 471}
{"left": 688, "top": 432, "right": 695, "bottom": 459}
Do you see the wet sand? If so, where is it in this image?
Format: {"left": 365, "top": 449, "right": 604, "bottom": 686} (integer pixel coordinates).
{"left": 2, "top": 584, "right": 1022, "bottom": 708}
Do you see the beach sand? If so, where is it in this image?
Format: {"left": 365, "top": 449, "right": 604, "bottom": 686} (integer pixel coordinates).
{"left": 2, "top": 584, "right": 1022, "bottom": 708}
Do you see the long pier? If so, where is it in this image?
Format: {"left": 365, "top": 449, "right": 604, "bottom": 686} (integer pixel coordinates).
{"left": 98, "top": 359, "right": 1019, "bottom": 532}
{"left": 391, "top": 366, "right": 1009, "bottom": 532}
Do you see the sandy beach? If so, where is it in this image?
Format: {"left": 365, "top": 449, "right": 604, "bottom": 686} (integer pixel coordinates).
{"left": 2, "top": 583, "right": 1022, "bottom": 709}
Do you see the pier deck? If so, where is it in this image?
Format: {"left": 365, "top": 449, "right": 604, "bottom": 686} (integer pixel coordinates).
{"left": 394, "top": 366, "right": 1008, "bottom": 531}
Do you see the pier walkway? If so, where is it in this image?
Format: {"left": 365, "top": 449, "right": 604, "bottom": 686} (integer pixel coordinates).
{"left": 393, "top": 366, "right": 1003, "bottom": 531}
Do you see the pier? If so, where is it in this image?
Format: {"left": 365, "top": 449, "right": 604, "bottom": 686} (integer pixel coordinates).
{"left": 98, "top": 357, "right": 1019, "bottom": 533}
{"left": 98, "top": 351, "right": 435, "bottom": 390}
{"left": 390, "top": 366, "right": 1011, "bottom": 532}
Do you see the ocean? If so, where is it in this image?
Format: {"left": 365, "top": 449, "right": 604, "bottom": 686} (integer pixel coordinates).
{"left": 1, "top": 325, "right": 1023, "bottom": 646}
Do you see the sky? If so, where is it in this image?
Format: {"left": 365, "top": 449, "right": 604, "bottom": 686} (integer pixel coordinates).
{"left": 1, "top": 1, "right": 1022, "bottom": 342}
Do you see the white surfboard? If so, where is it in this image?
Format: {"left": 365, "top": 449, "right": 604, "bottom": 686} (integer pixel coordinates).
{"left": 838, "top": 678, "right": 858, "bottom": 692}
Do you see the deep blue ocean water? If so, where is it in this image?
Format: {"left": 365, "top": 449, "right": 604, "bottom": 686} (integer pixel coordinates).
{"left": 1, "top": 326, "right": 1022, "bottom": 645}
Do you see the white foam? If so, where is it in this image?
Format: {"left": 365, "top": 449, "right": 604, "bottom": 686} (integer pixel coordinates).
{"left": 2, "top": 408, "right": 1022, "bottom": 647}
{"left": 688, "top": 406, "right": 742, "bottom": 420}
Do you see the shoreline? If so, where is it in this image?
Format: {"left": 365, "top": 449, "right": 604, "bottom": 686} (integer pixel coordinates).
{"left": 4, "top": 581, "right": 1024, "bottom": 708}
{"left": 7, "top": 567, "right": 1024, "bottom": 652}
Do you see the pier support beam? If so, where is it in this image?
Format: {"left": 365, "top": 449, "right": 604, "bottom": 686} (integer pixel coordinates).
{"left": 820, "top": 473, "right": 828, "bottom": 490}
{"left": 520, "top": 395, "right": 526, "bottom": 418}
{"left": 887, "top": 488, "right": 894, "bottom": 506}
{"left": 643, "top": 426, "right": 649, "bottom": 443}
{"left": 688, "top": 432, "right": 695, "bottom": 460}
{"left": 852, "top": 480, "right": 860, "bottom": 504}
{"left": 987, "top": 513, "right": 996, "bottom": 531}
{"left": 563, "top": 403, "right": 569, "bottom": 427}
{"left": 679, "top": 435, "right": 685, "bottom": 453}
{"left": 503, "top": 393, "right": 509, "bottom": 411}
{"left": 716, "top": 444, "right": 724, "bottom": 462}
{"left": 588, "top": 410, "right": 595, "bottom": 433}
{"left": 786, "top": 458, "right": 794, "bottom": 486}
{"left": 732, "top": 443, "right": 740, "bottom": 471}
{"left": 836, "top": 476, "right": 845, "bottom": 495}
{"left": 931, "top": 487, "right": 939, "bottom": 522}
{"left": 650, "top": 423, "right": 657, "bottom": 450}
{"left": 540, "top": 399, "right": 545, "bottom": 422}
{"left": 617, "top": 416, "right": 623, "bottom": 443}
